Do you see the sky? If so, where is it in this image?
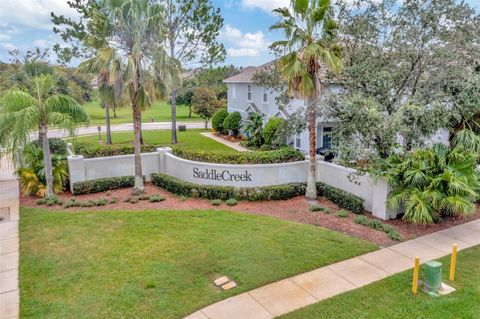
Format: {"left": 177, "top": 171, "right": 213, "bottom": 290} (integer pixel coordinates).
{"left": 0, "top": 0, "right": 479, "bottom": 67}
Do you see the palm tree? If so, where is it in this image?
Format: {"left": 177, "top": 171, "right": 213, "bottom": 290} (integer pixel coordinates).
{"left": 271, "top": 0, "right": 342, "bottom": 200}
{"left": 82, "top": 0, "right": 171, "bottom": 194}
{"left": 0, "top": 74, "right": 89, "bottom": 197}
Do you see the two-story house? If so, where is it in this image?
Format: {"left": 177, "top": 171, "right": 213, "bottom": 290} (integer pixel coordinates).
{"left": 224, "top": 62, "right": 342, "bottom": 154}
{"left": 224, "top": 62, "right": 450, "bottom": 155}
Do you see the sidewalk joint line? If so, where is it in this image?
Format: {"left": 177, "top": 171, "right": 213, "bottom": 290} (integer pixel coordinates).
{"left": 247, "top": 292, "right": 275, "bottom": 317}
{"left": 287, "top": 278, "right": 319, "bottom": 301}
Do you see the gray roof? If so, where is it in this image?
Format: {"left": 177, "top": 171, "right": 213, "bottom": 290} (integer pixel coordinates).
{"left": 224, "top": 61, "right": 274, "bottom": 83}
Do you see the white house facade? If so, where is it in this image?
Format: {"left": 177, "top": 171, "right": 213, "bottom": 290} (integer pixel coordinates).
{"left": 224, "top": 63, "right": 343, "bottom": 154}
{"left": 224, "top": 62, "right": 449, "bottom": 155}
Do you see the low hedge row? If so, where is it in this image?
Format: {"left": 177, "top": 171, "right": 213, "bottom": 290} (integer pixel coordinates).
{"left": 151, "top": 173, "right": 306, "bottom": 201}
{"left": 151, "top": 173, "right": 365, "bottom": 212}
{"left": 72, "top": 176, "right": 135, "bottom": 195}
{"left": 172, "top": 146, "right": 304, "bottom": 164}
{"left": 74, "top": 142, "right": 158, "bottom": 158}
{"left": 316, "top": 182, "right": 364, "bottom": 214}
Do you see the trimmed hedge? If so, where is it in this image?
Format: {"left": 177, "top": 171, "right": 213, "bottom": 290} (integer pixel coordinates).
{"left": 74, "top": 142, "right": 158, "bottom": 158}
{"left": 172, "top": 146, "right": 304, "bottom": 164}
{"left": 317, "top": 182, "right": 364, "bottom": 214}
{"left": 212, "top": 108, "right": 229, "bottom": 133}
{"left": 72, "top": 176, "right": 135, "bottom": 195}
{"left": 223, "top": 111, "right": 242, "bottom": 135}
{"left": 151, "top": 173, "right": 365, "bottom": 212}
{"left": 151, "top": 173, "right": 306, "bottom": 201}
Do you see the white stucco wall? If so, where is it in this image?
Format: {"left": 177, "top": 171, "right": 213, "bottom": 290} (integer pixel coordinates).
{"left": 68, "top": 148, "right": 394, "bottom": 220}
{"left": 164, "top": 153, "right": 308, "bottom": 187}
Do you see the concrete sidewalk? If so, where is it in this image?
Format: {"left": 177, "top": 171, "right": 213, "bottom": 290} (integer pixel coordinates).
{"left": 0, "top": 155, "right": 20, "bottom": 319}
{"left": 186, "top": 219, "right": 480, "bottom": 319}
{"left": 200, "top": 132, "right": 249, "bottom": 152}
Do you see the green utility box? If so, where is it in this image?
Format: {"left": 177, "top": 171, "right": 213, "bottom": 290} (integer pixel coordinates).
{"left": 424, "top": 261, "right": 442, "bottom": 292}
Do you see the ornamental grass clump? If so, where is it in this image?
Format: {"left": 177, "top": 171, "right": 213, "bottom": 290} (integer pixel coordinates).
{"left": 384, "top": 144, "right": 479, "bottom": 224}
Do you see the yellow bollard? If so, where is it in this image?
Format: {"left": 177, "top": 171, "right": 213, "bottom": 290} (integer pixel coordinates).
{"left": 412, "top": 256, "right": 420, "bottom": 294}
{"left": 449, "top": 243, "right": 458, "bottom": 281}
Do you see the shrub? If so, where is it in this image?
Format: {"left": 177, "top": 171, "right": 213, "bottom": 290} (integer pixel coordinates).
{"left": 317, "top": 182, "right": 364, "bottom": 214}
{"left": 139, "top": 194, "right": 151, "bottom": 201}
{"left": 18, "top": 144, "right": 68, "bottom": 197}
{"left": 225, "top": 198, "right": 238, "bottom": 206}
{"left": 151, "top": 173, "right": 306, "bottom": 201}
{"left": 124, "top": 196, "right": 140, "bottom": 204}
{"left": 335, "top": 210, "right": 349, "bottom": 218}
{"left": 210, "top": 199, "right": 222, "bottom": 206}
{"left": 30, "top": 137, "right": 67, "bottom": 155}
{"left": 110, "top": 197, "right": 118, "bottom": 204}
{"left": 244, "top": 112, "right": 265, "bottom": 148}
{"left": 212, "top": 108, "right": 229, "bottom": 133}
{"left": 72, "top": 176, "right": 135, "bottom": 195}
{"left": 149, "top": 195, "right": 166, "bottom": 202}
{"left": 37, "top": 195, "right": 63, "bottom": 206}
{"left": 223, "top": 111, "right": 242, "bottom": 136}
{"left": 172, "top": 146, "right": 304, "bottom": 164}
{"left": 354, "top": 215, "right": 402, "bottom": 241}
{"left": 74, "top": 143, "right": 158, "bottom": 158}
{"left": 309, "top": 204, "right": 329, "bottom": 213}
{"left": 264, "top": 117, "right": 284, "bottom": 147}
{"left": 63, "top": 198, "right": 110, "bottom": 208}
{"left": 384, "top": 144, "right": 479, "bottom": 224}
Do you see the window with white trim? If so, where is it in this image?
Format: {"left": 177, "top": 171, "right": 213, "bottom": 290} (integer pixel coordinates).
{"left": 295, "top": 134, "right": 301, "bottom": 149}
{"left": 247, "top": 84, "right": 252, "bottom": 101}
{"left": 262, "top": 85, "right": 268, "bottom": 103}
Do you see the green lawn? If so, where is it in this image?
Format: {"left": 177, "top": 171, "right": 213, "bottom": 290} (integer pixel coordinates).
{"left": 281, "top": 245, "right": 480, "bottom": 319}
{"left": 20, "top": 208, "right": 376, "bottom": 319}
{"left": 73, "top": 129, "right": 235, "bottom": 152}
{"left": 82, "top": 100, "right": 202, "bottom": 125}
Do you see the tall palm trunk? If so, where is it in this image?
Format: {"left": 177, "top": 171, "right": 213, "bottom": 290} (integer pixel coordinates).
{"left": 168, "top": 8, "right": 178, "bottom": 145}
{"left": 306, "top": 76, "right": 322, "bottom": 200}
{"left": 132, "top": 61, "right": 144, "bottom": 194}
{"left": 140, "top": 112, "right": 144, "bottom": 145}
{"left": 40, "top": 126, "right": 54, "bottom": 197}
{"left": 306, "top": 102, "right": 317, "bottom": 200}
{"left": 104, "top": 102, "right": 112, "bottom": 145}
{"left": 113, "top": 104, "right": 117, "bottom": 118}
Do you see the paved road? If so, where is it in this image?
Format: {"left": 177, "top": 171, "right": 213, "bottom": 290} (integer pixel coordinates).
{"left": 29, "top": 122, "right": 206, "bottom": 140}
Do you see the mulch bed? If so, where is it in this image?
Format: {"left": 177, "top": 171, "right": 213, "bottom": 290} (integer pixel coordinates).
{"left": 20, "top": 183, "right": 480, "bottom": 247}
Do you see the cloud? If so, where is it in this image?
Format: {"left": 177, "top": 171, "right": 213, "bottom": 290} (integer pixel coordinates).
{"left": 241, "top": 0, "right": 290, "bottom": 14}
{"left": 33, "top": 39, "right": 49, "bottom": 48}
{"left": 0, "top": 0, "right": 79, "bottom": 30}
{"left": 221, "top": 25, "right": 268, "bottom": 57}
{"left": 1, "top": 43, "right": 18, "bottom": 51}
{"left": 0, "top": 34, "right": 11, "bottom": 41}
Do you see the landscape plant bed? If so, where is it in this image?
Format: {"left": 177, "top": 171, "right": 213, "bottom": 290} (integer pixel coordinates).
{"left": 20, "top": 184, "right": 480, "bottom": 247}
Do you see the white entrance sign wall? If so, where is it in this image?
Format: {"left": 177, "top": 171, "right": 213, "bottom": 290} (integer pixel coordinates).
{"left": 68, "top": 147, "right": 394, "bottom": 220}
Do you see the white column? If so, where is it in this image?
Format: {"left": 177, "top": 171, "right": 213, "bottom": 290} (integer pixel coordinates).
{"left": 156, "top": 147, "right": 172, "bottom": 174}
{"left": 67, "top": 155, "right": 86, "bottom": 192}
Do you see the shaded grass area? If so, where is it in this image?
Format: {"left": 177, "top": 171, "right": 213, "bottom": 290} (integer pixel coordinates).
{"left": 281, "top": 245, "right": 480, "bottom": 319}
{"left": 20, "top": 208, "right": 376, "bottom": 319}
{"left": 82, "top": 100, "right": 201, "bottom": 124}
{"left": 72, "top": 129, "right": 236, "bottom": 153}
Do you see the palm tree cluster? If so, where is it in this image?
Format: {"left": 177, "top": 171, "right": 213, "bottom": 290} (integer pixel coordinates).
{"left": 80, "top": 0, "right": 180, "bottom": 194}
{"left": 0, "top": 74, "right": 89, "bottom": 197}
{"left": 271, "top": 0, "right": 343, "bottom": 200}
{"left": 385, "top": 143, "right": 479, "bottom": 224}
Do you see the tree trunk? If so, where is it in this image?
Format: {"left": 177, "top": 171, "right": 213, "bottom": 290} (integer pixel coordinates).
{"left": 205, "top": 119, "right": 208, "bottom": 130}
{"left": 139, "top": 112, "right": 144, "bottom": 145}
{"left": 40, "top": 127, "right": 54, "bottom": 197}
{"left": 104, "top": 102, "right": 112, "bottom": 145}
{"left": 133, "top": 107, "right": 144, "bottom": 194}
{"left": 189, "top": 104, "right": 192, "bottom": 118}
{"left": 169, "top": 22, "right": 178, "bottom": 144}
{"left": 113, "top": 104, "right": 117, "bottom": 118}
{"left": 305, "top": 102, "right": 317, "bottom": 200}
